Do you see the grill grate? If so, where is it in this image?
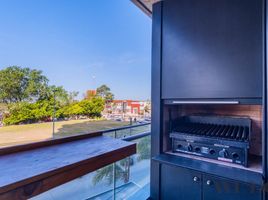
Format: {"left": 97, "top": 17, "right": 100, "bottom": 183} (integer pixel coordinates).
{"left": 173, "top": 120, "right": 250, "bottom": 142}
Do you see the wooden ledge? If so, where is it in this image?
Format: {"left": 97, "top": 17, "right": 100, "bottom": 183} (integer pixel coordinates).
{"left": 0, "top": 134, "right": 136, "bottom": 200}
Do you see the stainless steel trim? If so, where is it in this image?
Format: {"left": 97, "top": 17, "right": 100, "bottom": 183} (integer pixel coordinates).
{"left": 172, "top": 101, "right": 239, "bottom": 105}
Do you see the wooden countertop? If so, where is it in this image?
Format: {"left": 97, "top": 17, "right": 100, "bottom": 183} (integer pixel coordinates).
{"left": 0, "top": 133, "right": 136, "bottom": 200}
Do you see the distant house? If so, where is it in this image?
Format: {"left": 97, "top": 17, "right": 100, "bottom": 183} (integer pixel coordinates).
{"left": 84, "top": 90, "right": 97, "bottom": 100}
{"left": 105, "top": 100, "right": 150, "bottom": 116}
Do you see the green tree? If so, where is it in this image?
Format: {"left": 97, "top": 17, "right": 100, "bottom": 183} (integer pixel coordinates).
{"left": 55, "top": 97, "right": 104, "bottom": 119}
{"left": 78, "top": 100, "right": 92, "bottom": 117}
{"left": 67, "top": 91, "right": 79, "bottom": 104}
{"left": 2, "top": 85, "right": 75, "bottom": 125}
{"left": 89, "top": 97, "right": 105, "bottom": 117}
{"left": 105, "top": 92, "right": 114, "bottom": 102}
{"left": 32, "top": 100, "right": 53, "bottom": 121}
{"left": 3, "top": 102, "right": 35, "bottom": 125}
{"left": 38, "top": 85, "right": 72, "bottom": 120}
{"left": 0, "top": 66, "right": 48, "bottom": 103}
{"left": 0, "top": 66, "right": 101, "bottom": 125}
{"left": 40, "top": 85, "right": 69, "bottom": 105}
{"left": 79, "top": 97, "right": 104, "bottom": 117}
{"left": 3, "top": 99, "right": 55, "bottom": 125}
{"left": 96, "top": 85, "right": 114, "bottom": 102}
{"left": 144, "top": 104, "right": 150, "bottom": 114}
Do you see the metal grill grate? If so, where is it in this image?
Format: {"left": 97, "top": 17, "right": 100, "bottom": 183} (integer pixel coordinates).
{"left": 173, "top": 119, "right": 250, "bottom": 142}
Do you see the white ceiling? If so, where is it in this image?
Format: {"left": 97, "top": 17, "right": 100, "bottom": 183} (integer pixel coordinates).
{"left": 139, "top": 0, "right": 161, "bottom": 12}
{"left": 131, "top": 0, "right": 161, "bottom": 16}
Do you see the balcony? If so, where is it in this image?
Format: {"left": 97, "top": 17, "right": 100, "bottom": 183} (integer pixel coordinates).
{"left": 0, "top": 123, "right": 151, "bottom": 200}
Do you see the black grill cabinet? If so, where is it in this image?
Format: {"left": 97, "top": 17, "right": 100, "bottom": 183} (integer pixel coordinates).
{"left": 150, "top": 0, "right": 266, "bottom": 200}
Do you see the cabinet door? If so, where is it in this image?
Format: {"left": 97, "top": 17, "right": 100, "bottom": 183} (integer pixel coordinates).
{"left": 160, "top": 164, "right": 201, "bottom": 200}
{"left": 161, "top": 0, "right": 263, "bottom": 99}
{"left": 203, "top": 174, "right": 262, "bottom": 200}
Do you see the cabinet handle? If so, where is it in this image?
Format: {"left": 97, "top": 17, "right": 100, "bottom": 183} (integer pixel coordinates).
{"left": 193, "top": 176, "right": 199, "bottom": 182}
{"left": 206, "top": 180, "right": 213, "bottom": 186}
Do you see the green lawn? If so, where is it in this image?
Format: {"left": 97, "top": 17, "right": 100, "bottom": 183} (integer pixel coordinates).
{"left": 0, "top": 119, "right": 129, "bottom": 148}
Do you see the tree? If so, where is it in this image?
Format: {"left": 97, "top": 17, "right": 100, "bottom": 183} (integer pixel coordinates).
{"left": 68, "top": 91, "right": 79, "bottom": 104}
{"left": 66, "top": 102, "right": 84, "bottom": 117}
{"left": 89, "top": 97, "right": 105, "bottom": 117}
{"left": 96, "top": 85, "right": 109, "bottom": 98}
{"left": 96, "top": 85, "right": 114, "bottom": 102}
{"left": 3, "top": 102, "right": 35, "bottom": 125}
{"left": 3, "top": 99, "right": 53, "bottom": 125}
{"left": 78, "top": 97, "right": 104, "bottom": 117}
{"left": 54, "top": 97, "right": 105, "bottom": 119}
{"left": 40, "top": 85, "right": 69, "bottom": 105}
{"left": 0, "top": 66, "right": 104, "bottom": 125}
{"left": 105, "top": 92, "right": 114, "bottom": 102}
{"left": 144, "top": 104, "right": 150, "bottom": 114}
{"left": 0, "top": 66, "right": 48, "bottom": 103}
{"left": 2, "top": 84, "right": 77, "bottom": 124}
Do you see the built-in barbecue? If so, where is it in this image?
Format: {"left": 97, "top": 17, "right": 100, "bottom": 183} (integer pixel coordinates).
{"left": 150, "top": 0, "right": 266, "bottom": 199}
{"left": 170, "top": 115, "right": 251, "bottom": 167}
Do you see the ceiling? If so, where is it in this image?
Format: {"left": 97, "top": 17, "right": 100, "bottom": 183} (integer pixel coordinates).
{"left": 131, "top": 0, "right": 161, "bottom": 17}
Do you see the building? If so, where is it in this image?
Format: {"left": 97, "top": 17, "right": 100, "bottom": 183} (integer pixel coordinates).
{"left": 84, "top": 90, "right": 97, "bottom": 100}
{"left": 105, "top": 100, "right": 151, "bottom": 117}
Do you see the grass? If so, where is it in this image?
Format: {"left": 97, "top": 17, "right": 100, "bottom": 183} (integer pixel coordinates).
{"left": 0, "top": 119, "right": 129, "bottom": 148}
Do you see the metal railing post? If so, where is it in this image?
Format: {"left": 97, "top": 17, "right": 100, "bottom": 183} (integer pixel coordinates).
{"left": 113, "top": 130, "right": 117, "bottom": 200}
{"left": 113, "top": 162, "right": 116, "bottom": 200}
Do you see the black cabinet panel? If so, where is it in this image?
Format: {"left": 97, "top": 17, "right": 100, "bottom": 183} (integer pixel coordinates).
{"left": 203, "top": 174, "right": 262, "bottom": 200}
{"left": 160, "top": 164, "right": 201, "bottom": 200}
{"left": 162, "top": 0, "right": 263, "bottom": 99}
{"left": 151, "top": 2, "right": 163, "bottom": 199}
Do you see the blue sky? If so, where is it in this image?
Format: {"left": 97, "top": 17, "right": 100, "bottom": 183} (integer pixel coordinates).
{"left": 0, "top": 0, "right": 151, "bottom": 100}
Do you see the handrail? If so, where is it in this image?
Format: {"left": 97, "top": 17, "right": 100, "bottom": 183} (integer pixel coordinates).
{"left": 102, "top": 122, "right": 150, "bottom": 133}
{"left": 122, "top": 131, "right": 151, "bottom": 141}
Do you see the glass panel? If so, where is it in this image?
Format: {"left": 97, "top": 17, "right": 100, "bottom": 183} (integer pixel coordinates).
{"left": 115, "top": 136, "right": 151, "bottom": 199}
{"left": 128, "top": 124, "right": 151, "bottom": 136}
{"left": 114, "top": 124, "right": 151, "bottom": 139}
{"left": 53, "top": 120, "right": 128, "bottom": 139}
{"left": 31, "top": 164, "right": 115, "bottom": 200}
{"left": 31, "top": 135, "right": 151, "bottom": 200}
{"left": 0, "top": 119, "right": 129, "bottom": 148}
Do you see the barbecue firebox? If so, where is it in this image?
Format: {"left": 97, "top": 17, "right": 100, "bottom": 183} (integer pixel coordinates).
{"left": 170, "top": 115, "right": 251, "bottom": 167}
